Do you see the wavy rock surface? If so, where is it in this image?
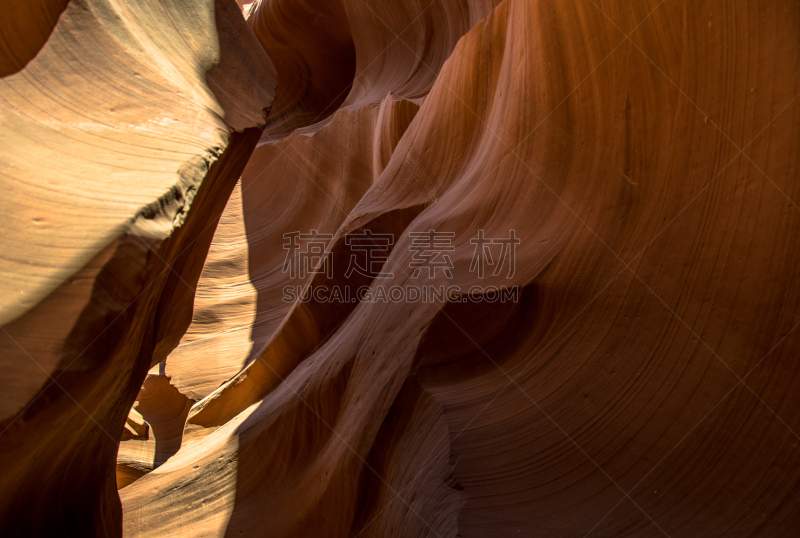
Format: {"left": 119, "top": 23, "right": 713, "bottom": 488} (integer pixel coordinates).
{"left": 3, "top": 0, "right": 800, "bottom": 536}
{"left": 116, "top": 369, "right": 194, "bottom": 489}
{"left": 163, "top": 0, "right": 500, "bottom": 406}
{"left": 0, "top": 0, "right": 275, "bottom": 535}
{"left": 120, "top": 0, "right": 800, "bottom": 537}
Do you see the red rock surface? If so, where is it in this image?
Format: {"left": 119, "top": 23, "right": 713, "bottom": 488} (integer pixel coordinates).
{"left": 0, "top": 0, "right": 275, "bottom": 535}
{"left": 3, "top": 0, "right": 800, "bottom": 536}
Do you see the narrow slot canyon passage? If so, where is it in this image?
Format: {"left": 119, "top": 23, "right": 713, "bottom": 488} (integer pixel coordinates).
{"left": 1, "top": 0, "right": 800, "bottom": 537}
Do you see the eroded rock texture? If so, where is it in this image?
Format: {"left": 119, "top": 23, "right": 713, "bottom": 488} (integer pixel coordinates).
{"left": 0, "top": 0, "right": 275, "bottom": 535}
{"left": 3, "top": 0, "right": 800, "bottom": 536}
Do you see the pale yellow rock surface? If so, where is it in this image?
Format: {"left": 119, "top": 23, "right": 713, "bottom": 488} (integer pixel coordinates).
{"left": 0, "top": 0, "right": 275, "bottom": 535}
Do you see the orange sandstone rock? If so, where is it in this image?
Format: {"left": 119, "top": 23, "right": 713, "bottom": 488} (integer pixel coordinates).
{"left": 124, "top": 0, "right": 800, "bottom": 536}
{"left": 3, "top": 0, "right": 800, "bottom": 536}
{"left": 0, "top": 0, "right": 275, "bottom": 535}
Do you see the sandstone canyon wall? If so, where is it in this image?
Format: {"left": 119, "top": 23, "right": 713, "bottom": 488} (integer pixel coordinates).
{"left": 2, "top": 0, "right": 800, "bottom": 537}
{"left": 0, "top": 0, "right": 275, "bottom": 535}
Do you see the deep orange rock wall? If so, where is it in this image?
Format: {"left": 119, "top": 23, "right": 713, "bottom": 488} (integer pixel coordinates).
{"left": 2, "top": 0, "right": 800, "bottom": 536}
{"left": 125, "top": 0, "right": 800, "bottom": 536}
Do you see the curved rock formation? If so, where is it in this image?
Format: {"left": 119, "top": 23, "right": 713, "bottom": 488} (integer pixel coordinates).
{"left": 116, "top": 370, "right": 194, "bottom": 489}
{"left": 0, "top": 0, "right": 275, "bottom": 535}
{"left": 4, "top": 0, "right": 800, "bottom": 536}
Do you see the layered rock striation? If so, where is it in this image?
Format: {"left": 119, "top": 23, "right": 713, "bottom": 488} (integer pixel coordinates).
{"left": 0, "top": 0, "right": 275, "bottom": 535}
{"left": 2, "top": 0, "right": 800, "bottom": 537}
